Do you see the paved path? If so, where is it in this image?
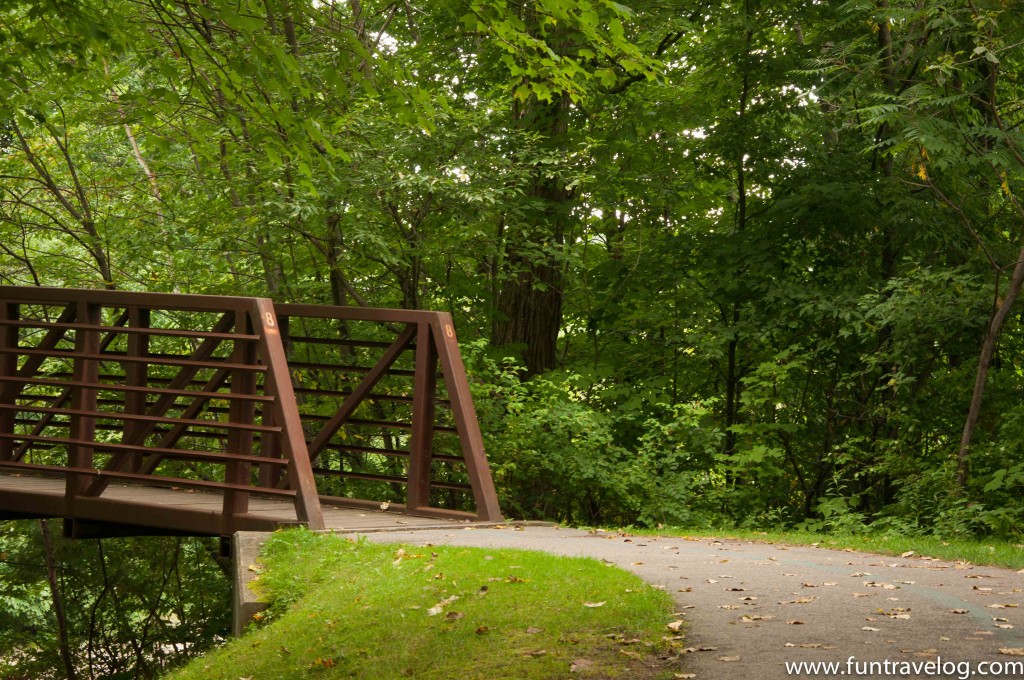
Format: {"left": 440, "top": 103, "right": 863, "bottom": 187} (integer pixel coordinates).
{"left": 352, "top": 526, "right": 1024, "bottom": 679}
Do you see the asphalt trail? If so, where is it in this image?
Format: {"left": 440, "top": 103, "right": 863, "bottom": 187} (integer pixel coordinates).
{"left": 352, "top": 526, "right": 1024, "bottom": 679}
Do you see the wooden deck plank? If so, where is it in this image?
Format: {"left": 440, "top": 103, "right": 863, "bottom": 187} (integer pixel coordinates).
{"left": 0, "top": 473, "right": 479, "bottom": 533}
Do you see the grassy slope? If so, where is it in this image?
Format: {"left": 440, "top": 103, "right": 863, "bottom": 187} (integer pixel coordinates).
{"left": 166, "top": 530, "right": 679, "bottom": 680}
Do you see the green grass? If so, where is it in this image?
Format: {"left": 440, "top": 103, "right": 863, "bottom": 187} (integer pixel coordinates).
{"left": 618, "top": 527, "right": 1024, "bottom": 570}
{"left": 166, "top": 529, "right": 679, "bottom": 680}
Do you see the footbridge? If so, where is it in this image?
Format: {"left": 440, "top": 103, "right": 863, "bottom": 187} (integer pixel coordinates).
{"left": 0, "top": 286, "right": 502, "bottom": 539}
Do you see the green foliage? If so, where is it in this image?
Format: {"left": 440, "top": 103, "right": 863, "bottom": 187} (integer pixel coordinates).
{"left": 5, "top": 0, "right": 1024, "bottom": 670}
{"left": 0, "top": 522, "right": 231, "bottom": 678}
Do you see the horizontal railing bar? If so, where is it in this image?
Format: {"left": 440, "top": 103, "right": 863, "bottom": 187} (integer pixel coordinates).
{"left": 0, "top": 404, "right": 280, "bottom": 434}
{"left": 285, "top": 335, "right": 401, "bottom": 349}
{"left": 312, "top": 467, "right": 472, "bottom": 492}
{"left": 340, "top": 418, "right": 457, "bottom": 433}
{"left": 12, "top": 422, "right": 244, "bottom": 443}
{"left": 21, "top": 399, "right": 246, "bottom": 416}
{"left": 0, "top": 285, "right": 261, "bottom": 313}
{"left": 0, "top": 460, "right": 296, "bottom": 496}
{"left": 0, "top": 320, "right": 260, "bottom": 341}
{"left": 284, "top": 361, "right": 417, "bottom": 377}
{"left": 298, "top": 412, "right": 460, "bottom": 433}
{"left": 428, "top": 480, "right": 474, "bottom": 492}
{"left": 275, "top": 304, "right": 444, "bottom": 324}
{"left": 0, "top": 348, "right": 267, "bottom": 372}
{"left": 319, "top": 443, "right": 462, "bottom": 463}
{"left": 311, "top": 468, "right": 407, "bottom": 485}
{"left": 291, "top": 386, "right": 450, "bottom": 405}
{"left": 0, "top": 375, "right": 275, "bottom": 402}
{"left": 0, "top": 433, "right": 288, "bottom": 467}
{"left": 18, "top": 372, "right": 226, "bottom": 388}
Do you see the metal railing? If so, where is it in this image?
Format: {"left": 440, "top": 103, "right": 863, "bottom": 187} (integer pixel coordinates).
{"left": 0, "top": 287, "right": 501, "bottom": 536}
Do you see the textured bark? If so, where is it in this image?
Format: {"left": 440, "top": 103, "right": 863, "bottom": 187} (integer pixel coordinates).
{"left": 957, "top": 244, "right": 1024, "bottom": 490}
{"left": 492, "top": 89, "right": 572, "bottom": 377}
{"left": 41, "top": 519, "right": 76, "bottom": 680}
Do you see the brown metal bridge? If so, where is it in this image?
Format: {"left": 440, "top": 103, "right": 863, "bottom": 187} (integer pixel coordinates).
{"left": 0, "top": 286, "right": 502, "bottom": 538}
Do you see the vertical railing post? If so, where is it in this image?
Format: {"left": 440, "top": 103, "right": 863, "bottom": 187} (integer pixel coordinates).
{"left": 124, "top": 307, "right": 150, "bottom": 472}
{"left": 68, "top": 302, "right": 101, "bottom": 500}
{"left": 0, "top": 302, "right": 19, "bottom": 461}
{"left": 223, "top": 309, "right": 255, "bottom": 520}
{"left": 252, "top": 299, "right": 324, "bottom": 529}
{"left": 431, "top": 314, "right": 503, "bottom": 521}
{"left": 258, "top": 316, "right": 287, "bottom": 489}
{"left": 407, "top": 321, "right": 437, "bottom": 511}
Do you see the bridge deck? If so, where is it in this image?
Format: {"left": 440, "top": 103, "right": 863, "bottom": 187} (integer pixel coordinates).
{"left": 0, "top": 473, "right": 482, "bottom": 535}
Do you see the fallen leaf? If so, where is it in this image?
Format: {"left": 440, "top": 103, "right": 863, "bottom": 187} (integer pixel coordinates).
{"left": 779, "top": 597, "right": 816, "bottom": 604}
{"left": 667, "top": 620, "right": 685, "bottom": 632}
{"left": 950, "top": 609, "right": 969, "bottom": 614}
{"left": 427, "top": 595, "right": 459, "bottom": 616}
{"left": 379, "top": 501, "right": 390, "bottom": 511}
{"left": 570, "top": 659, "right": 594, "bottom": 673}
{"left": 901, "top": 551, "right": 915, "bottom": 558}
{"left": 524, "top": 649, "right": 547, "bottom": 658}
{"left": 717, "top": 655, "right": 740, "bottom": 662}
{"left": 862, "top": 627, "right": 880, "bottom": 632}
{"left": 988, "top": 603, "right": 1019, "bottom": 609}
{"left": 674, "top": 674, "right": 697, "bottom": 679}
{"left": 787, "top": 620, "right": 805, "bottom": 625}
{"left": 740, "top": 614, "right": 774, "bottom": 623}
{"left": 526, "top": 626, "right": 542, "bottom": 634}
{"left": 1000, "top": 648, "right": 1024, "bottom": 656}
{"left": 996, "top": 624, "right": 1015, "bottom": 629}
{"left": 475, "top": 626, "right": 489, "bottom": 634}
{"left": 583, "top": 601, "right": 606, "bottom": 608}
{"left": 445, "top": 612, "right": 464, "bottom": 621}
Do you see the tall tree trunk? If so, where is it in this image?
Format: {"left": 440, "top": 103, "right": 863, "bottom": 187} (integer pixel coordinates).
{"left": 723, "top": 2, "right": 754, "bottom": 456}
{"left": 492, "top": 93, "right": 572, "bottom": 377}
{"left": 957, "top": 243, "right": 1024, "bottom": 490}
{"left": 40, "top": 519, "right": 77, "bottom": 680}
